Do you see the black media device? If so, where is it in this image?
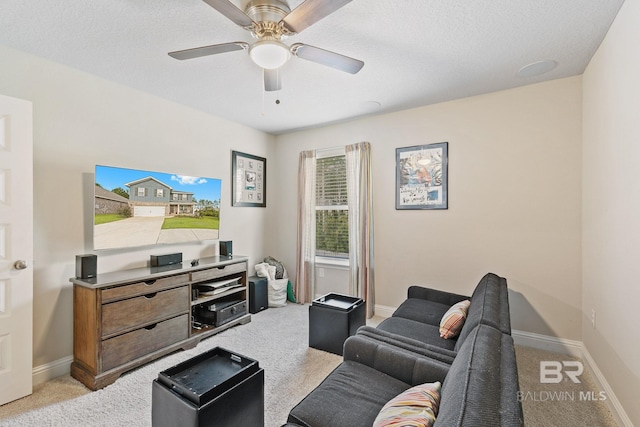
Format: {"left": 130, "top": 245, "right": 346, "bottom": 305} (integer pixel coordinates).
{"left": 150, "top": 252, "right": 183, "bottom": 267}
{"left": 220, "top": 241, "right": 233, "bottom": 257}
{"left": 194, "top": 300, "right": 247, "bottom": 327}
{"left": 76, "top": 254, "right": 97, "bottom": 279}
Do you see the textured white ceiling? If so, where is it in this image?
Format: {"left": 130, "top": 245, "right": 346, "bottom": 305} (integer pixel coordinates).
{"left": 0, "top": 0, "right": 624, "bottom": 134}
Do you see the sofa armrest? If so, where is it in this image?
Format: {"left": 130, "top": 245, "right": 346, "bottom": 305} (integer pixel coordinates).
{"left": 343, "top": 335, "right": 450, "bottom": 385}
{"left": 356, "top": 326, "right": 456, "bottom": 364}
{"left": 407, "top": 285, "right": 469, "bottom": 305}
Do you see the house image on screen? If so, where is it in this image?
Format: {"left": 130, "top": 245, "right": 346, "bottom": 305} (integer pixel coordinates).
{"left": 125, "top": 177, "right": 196, "bottom": 217}
{"left": 94, "top": 185, "right": 130, "bottom": 215}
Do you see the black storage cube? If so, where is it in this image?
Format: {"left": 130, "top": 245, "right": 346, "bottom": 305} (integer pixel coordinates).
{"left": 309, "top": 293, "right": 366, "bottom": 355}
{"left": 152, "top": 347, "right": 264, "bottom": 427}
{"left": 248, "top": 276, "right": 268, "bottom": 314}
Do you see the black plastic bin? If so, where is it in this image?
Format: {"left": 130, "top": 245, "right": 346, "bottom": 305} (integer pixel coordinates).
{"left": 309, "top": 293, "right": 366, "bottom": 355}
{"left": 152, "top": 347, "right": 264, "bottom": 427}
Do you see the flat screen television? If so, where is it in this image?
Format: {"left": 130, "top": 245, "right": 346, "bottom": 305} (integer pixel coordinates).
{"left": 94, "top": 165, "right": 222, "bottom": 251}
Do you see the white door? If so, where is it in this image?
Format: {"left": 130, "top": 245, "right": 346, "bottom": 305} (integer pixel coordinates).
{"left": 0, "top": 94, "right": 33, "bottom": 405}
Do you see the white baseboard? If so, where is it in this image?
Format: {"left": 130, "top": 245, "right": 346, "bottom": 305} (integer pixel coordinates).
{"left": 512, "top": 329, "right": 583, "bottom": 357}
{"left": 32, "top": 356, "right": 72, "bottom": 386}
{"left": 373, "top": 304, "right": 394, "bottom": 319}
{"left": 512, "top": 329, "right": 632, "bottom": 427}
{"left": 581, "top": 346, "right": 634, "bottom": 427}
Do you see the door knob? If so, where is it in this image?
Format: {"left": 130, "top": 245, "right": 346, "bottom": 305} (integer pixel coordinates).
{"left": 14, "top": 260, "right": 28, "bottom": 270}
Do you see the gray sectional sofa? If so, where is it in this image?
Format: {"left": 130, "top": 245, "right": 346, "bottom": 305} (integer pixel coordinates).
{"left": 284, "top": 273, "right": 524, "bottom": 427}
{"left": 375, "top": 272, "right": 512, "bottom": 352}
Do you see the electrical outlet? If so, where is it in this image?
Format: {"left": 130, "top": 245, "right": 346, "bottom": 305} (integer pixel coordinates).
{"left": 591, "top": 309, "right": 596, "bottom": 329}
{"left": 318, "top": 268, "right": 325, "bottom": 278}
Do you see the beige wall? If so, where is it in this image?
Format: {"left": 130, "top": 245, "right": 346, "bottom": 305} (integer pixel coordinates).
{"left": 0, "top": 45, "right": 276, "bottom": 368}
{"left": 2, "top": 13, "right": 635, "bottom": 419}
{"left": 0, "top": 40, "right": 589, "bottom": 397}
{"left": 2, "top": 8, "right": 636, "bottom": 417}
{"left": 583, "top": 0, "right": 640, "bottom": 424}
{"left": 273, "top": 77, "right": 583, "bottom": 340}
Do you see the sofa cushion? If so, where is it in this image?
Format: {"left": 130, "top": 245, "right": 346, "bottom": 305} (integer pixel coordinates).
{"left": 439, "top": 300, "right": 471, "bottom": 339}
{"left": 373, "top": 382, "right": 441, "bottom": 427}
{"left": 377, "top": 317, "right": 458, "bottom": 351}
{"left": 407, "top": 285, "right": 469, "bottom": 306}
{"left": 287, "top": 361, "right": 411, "bottom": 427}
{"left": 392, "top": 298, "right": 452, "bottom": 326}
{"left": 435, "top": 324, "right": 524, "bottom": 426}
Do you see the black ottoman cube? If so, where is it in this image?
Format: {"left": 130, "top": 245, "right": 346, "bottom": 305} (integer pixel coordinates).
{"left": 309, "top": 293, "right": 366, "bottom": 355}
{"left": 152, "top": 347, "right": 264, "bottom": 427}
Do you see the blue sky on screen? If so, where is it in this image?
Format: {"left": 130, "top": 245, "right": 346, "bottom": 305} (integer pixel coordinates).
{"left": 95, "top": 165, "right": 221, "bottom": 202}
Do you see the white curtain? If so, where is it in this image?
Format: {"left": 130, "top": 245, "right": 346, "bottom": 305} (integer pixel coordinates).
{"left": 346, "top": 142, "right": 375, "bottom": 318}
{"left": 294, "top": 150, "right": 316, "bottom": 304}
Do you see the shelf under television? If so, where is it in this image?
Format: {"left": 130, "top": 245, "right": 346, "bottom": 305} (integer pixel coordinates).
{"left": 191, "top": 285, "right": 245, "bottom": 306}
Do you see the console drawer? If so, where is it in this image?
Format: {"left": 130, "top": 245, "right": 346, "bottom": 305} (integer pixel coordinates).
{"left": 101, "top": 314, "right": 189, "bottom": 371}
{"left": 102, "top": 286, "right": 189, "bottom": 337}
{"left": 101, "top": 273, "right": 190, "bottom": 303}
{"left": 191, "top": 262, "right": 245, "bottom": 283}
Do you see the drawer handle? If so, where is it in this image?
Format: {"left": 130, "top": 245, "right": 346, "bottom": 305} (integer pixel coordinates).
{"left": 145, "top": 323, "right": 157, "bottom": 330}
{"left": 144, "top": 292, "right": 158, "bottom": 299}
{"left": 144, "top": 280, "right": 157, "bottom": 285}
{"left": 217, "top": 266, "right": 226, "bottom": 270}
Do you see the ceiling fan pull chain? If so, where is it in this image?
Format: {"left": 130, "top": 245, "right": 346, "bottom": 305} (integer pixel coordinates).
{"left": 276, "top": 68, "right": 281, "bottom": 105}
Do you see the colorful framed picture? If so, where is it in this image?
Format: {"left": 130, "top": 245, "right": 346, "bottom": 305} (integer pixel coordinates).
{"left": 232, "top": 151, "right": 266, "bottom": 207}
{"left": 396, "top": 142, "right": 448, "bottom": 210}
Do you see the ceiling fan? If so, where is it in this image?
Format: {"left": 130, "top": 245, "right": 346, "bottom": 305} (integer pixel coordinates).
{"left": 168, "top": 0, "right": 364, "bottom": 91}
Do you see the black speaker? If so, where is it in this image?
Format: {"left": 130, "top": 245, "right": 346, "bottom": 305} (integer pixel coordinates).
{"left": 248, "top": 276, "right": 268, "bottom": 314}
{"left": 76, "top": 254, "right": 97, "bottom": 279}
{"left": 150, "top": 253, "right": 183, "bottom": 267}
{"left": 220, "top": 241, "right": 233, "bottom": 257}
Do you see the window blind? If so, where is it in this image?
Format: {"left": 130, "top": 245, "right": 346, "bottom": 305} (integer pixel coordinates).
{"left": 316, "top": 155, "right": 348, "bottom": 258}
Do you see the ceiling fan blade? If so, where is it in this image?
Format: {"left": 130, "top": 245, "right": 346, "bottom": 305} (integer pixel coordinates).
{"left": 202, "top": 0, "right": 256, "bottom": 29}
{"left": 281, "top": 0, "right": 352, "bottom": 34}
{"left": 168, "top": 42, "right": 248, "bottom": 60}
{"left": 291, "top": 43, "right": 364, "bottom": 74}
{"left": 264, "top": 69, "right": 282, "bottom": 92}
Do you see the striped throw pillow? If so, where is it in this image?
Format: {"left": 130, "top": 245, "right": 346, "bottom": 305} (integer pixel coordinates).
{"left": 439, "top": 300, "right": 471, "bottom": 339}
{"left": 373, "top": 382, "right": 441, "bottom": 427}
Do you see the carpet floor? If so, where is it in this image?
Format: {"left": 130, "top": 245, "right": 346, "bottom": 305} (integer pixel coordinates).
{"left": 0, "top": 303, "right": 619, "bottom": 426}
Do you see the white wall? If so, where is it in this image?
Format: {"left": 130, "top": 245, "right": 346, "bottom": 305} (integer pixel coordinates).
{"left": 0, "top": 44, "right": 276, "bottom": 368}
{"left": 273, "top": 77, "right": 583, "bottom": 340}
{"left": 582, "top": 0, "right": 640, "bottom": 424}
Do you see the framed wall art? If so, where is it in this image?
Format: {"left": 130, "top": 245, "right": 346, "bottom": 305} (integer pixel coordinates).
{"left": 396, "top": 142, "right": 448, "bottom": 210}
{"left": 232, "top": 151, "right": 267, "bottom": 207}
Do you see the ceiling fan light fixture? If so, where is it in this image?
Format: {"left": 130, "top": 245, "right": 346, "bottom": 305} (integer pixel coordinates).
{"left": 249, "top": 39, "right": 290, "bottom": 69}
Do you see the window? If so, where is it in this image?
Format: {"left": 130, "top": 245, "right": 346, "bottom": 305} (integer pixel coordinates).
{"left": 315, "top": 154, "right": 348, "bottom": 259}
{"left": 137, "top": 187, "right": 146, "bottom": 197}
{"left": 156, "top": 189, "right": 164, "bottom": 197}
